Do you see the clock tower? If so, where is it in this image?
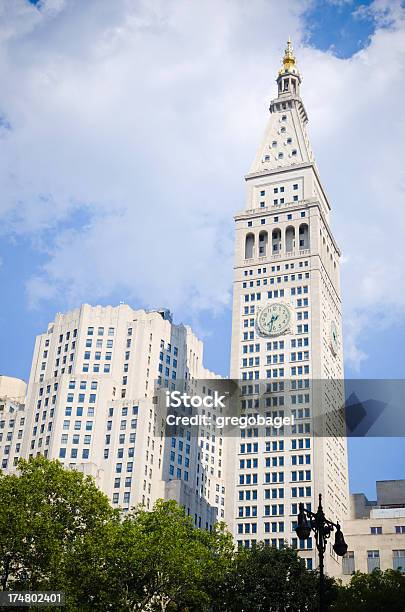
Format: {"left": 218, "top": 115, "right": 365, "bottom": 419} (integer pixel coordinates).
{"left": 226, "top": 40, "right": 349, "bottom": 575}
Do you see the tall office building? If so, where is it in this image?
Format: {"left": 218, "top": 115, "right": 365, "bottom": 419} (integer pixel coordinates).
{"left": 22, "top": 304, "right": 225, "bottom": 529}
{"left": 226, "top": 40, "right": 349, "bottom": 573}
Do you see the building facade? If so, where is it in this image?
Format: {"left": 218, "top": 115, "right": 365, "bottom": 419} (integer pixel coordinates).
{"left": 342, "top": 480, "right": 405, "bottom": 579}
{"left": 0, "top": 375, "right": 27, "bottom": 472}
{"left": 21, "top": 303, "right": 225, "bottom": 529}
{"left": 226, "top": 40, "right": 349, "bottom": 573}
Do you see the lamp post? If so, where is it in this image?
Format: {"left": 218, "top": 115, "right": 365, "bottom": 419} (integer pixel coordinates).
{"left": 295, "top": 493, "right": 348, "bottom": 612}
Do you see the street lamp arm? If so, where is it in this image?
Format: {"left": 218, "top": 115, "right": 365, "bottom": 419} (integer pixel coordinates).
{"left": 302, "top": 507, "right": 339, "bottom": 530}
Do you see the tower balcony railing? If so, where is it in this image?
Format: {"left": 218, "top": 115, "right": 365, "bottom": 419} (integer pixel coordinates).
{"left": 237, "top": 197, "right": 318, "bottom": 218}
{"left": 243, "top": 248, "right": 310, "bottom": 265}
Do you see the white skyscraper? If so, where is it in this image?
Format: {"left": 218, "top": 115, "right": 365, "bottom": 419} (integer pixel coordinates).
{"left": 22, "top": 304, "right": 225, "bottom": 529}
{"left": 226, "top": 40, "right": 349, "bottom": 574}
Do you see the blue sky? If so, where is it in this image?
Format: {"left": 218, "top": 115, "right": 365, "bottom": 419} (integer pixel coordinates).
{"left": 1, "top": 0, "right": 405, "bottom": 500}
{"left": 304, "top": 0, "right": 376, "bottom": 58}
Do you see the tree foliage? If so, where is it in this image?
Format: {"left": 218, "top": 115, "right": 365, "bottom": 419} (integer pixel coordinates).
{"left": 212, "top": 542, "right": 338, "bottom": 612}
{"left": 0, "top": 456, "right": 114, "bottom": 594}
{"left": 331, "top": 568, "right": 405, "bottom": 612}
{"left": 65, "top": 499, "right": 234, "bottom": 611}
{"left": 1, "top": 457, "right": 403, "bottom": 611}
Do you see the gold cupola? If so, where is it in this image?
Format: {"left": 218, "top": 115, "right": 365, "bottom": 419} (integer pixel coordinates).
{"left": 279, "top": 37, "right": 300, "bottom": 76}
{"left": 276, "top": 38, "right": 301, "bottom": 97}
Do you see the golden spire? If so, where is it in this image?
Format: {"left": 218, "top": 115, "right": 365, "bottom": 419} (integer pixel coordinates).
{"left": 279, "top": 37, "right": 298, "bottom": 74}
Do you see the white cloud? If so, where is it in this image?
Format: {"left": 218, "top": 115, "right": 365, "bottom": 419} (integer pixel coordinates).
{"left": 0, "top": 0, "right": 405, "bottom": 371}
{"left": 0, "top": 0, "right": 306, "bottom": 310}
{"left": 353, "top": 0, "right": 405, "bottom": 27}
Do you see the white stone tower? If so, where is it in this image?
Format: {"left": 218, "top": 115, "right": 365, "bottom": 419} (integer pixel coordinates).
{"left": 226, "top": 40, "right": 349, "bottom": 575}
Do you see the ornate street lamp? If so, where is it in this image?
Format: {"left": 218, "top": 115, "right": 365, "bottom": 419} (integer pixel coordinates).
{"left": 295, "top": 494, "right": 348, "bottom": 612}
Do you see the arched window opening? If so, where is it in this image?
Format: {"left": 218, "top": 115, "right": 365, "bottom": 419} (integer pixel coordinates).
{"left": 299, "top": 223, "right": 309, "bottom": 249}
{"left": 285, "top": 226, "right": 295, "bottom": 253}
{"left": 272, "top": 228, "right": 282, "bottom": 253}
{"left": 258, "top": 231, "right": 268, "bottom": 257}
{"left": 245, "top": 233, "right": 255, "bottom": 259}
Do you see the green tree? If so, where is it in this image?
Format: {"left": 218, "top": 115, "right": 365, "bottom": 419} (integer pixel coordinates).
{"left": 79, "top": 499, "right": 235, "bottom": 611}
{"left": 61, "top": 516, "right": 124, "bottom": 610}
{"left": 331, "top": 568, "right": 405, "bottom": 612}
{"left": 0, "top": 460, "right": 234, "bottom": 611}
{"left": 0, "top": 456, "right": 115, "bottom": 594}
{"left": 1, "top": 457, "right": 350, "bottom": 612}
{"left": 213, "top": 542, "right": 338, "bottom": 612}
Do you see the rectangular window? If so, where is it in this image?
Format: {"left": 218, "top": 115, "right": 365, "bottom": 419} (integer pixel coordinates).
{"left": 393, "top": 550, "right": 405, "bottom": 572}
{"left": 367, "top": 550, "right": 380, "bottom": 573}
{"left": 342, "top": 551, "right": 355, "bottom": 575}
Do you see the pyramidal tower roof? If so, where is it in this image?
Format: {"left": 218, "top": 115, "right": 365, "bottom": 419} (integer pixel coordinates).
{"left": 249, "top": 39, "right": 315, "bottom": 175}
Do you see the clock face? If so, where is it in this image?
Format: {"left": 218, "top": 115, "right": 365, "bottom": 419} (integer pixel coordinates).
{"left": 257, "top": 303, "right": 291, "bottom": 337}
{"left": 330, "top": 320, "right": 339, "bottom": 355}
